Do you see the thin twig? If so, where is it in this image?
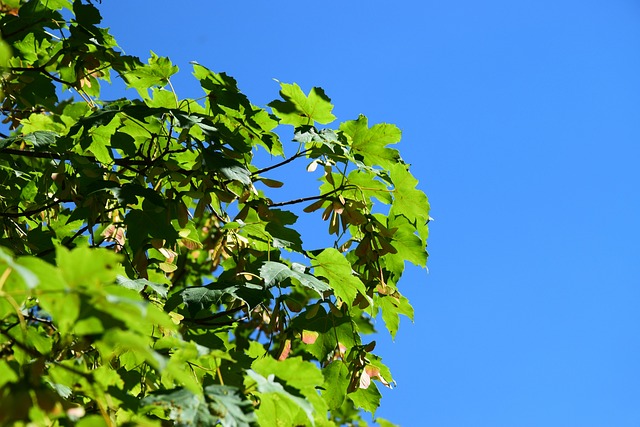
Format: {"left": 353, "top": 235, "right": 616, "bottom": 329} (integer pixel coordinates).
{"left": 268, "top": 187, "right": 343, "bottom": 208}
{"left": 252, "top": 149, "right": 311, "bottom": 176}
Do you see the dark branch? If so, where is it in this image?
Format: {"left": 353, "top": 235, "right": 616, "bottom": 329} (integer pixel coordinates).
{"left": 268, "top": 187, "right": 343, "bottom": 208}
{"left": 0, "top": 198, "right": 71, "bottom": 218}
{"left": 1, "top": 18, "right": 50, "bottom": 39}
{"left": 10, "top": 66, "right": 76, "bottom": 86}
{"left": 0, "top": 148, "right": 59, "bottom": 160}
{"left": 0, "top": 148, "right": 194, "bottom": 174}
{"left": 185, "top": 305, "right": 246, "bottom": 323}
{"left": 187, "top": 314, "right": 249, "bottom": 327}
{"left": 252, "top": 149, "right": 311, "bottom": 176}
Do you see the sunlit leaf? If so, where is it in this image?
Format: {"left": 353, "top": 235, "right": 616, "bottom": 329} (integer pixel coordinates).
{"left": 246, "top": 370, "right": 314, "bottom": 425}
{"left": 341, "top": 115, "right": 401, "bottom": 168}
{"left": 313, "top": 248, "right": 367, "bottom": 304}
{"left": 269, "top": 83, "right": 336, "bottom": 126}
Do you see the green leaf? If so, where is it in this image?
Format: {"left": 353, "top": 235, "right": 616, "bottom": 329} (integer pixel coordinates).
{"left": 259, "top": 261, "right": 330, "bottom": 297}
{"left": 322, "top": 361, "right": 350, "bottom": 410}
{"left": 21, "top": 257, "right": 78, "bottom": 334}
{"left": 23, "top": 130, "right": 58, "bottom": 148}
{"left": 385, "top": 215, "right": 428, "bottom": 268}
{"left": 124, "top": 51, "right": 178, "bottom": 95}
{"left": 204, "top": 384, "right": 258, "bottom": 427}
{"left": 116, "top": 275, "right": 169, "bottom": 298}
{"left": 76, "top": 415, "right": 108, "bottom": 427}
{"left": 202, "top": 149, "right": 252, "bottom": 185}
{"left": 0, "top": 130, "right": 59, "bottom": 150}
{"left": 246, "top": 370, "right": 314, "bottom": 425}
{"left": 73, "top": 0, "right": 101, "bottom": 25}
{"left": 269, "top": 83, "right": 336, "bottom": 126}
{"left": 55, "top": 247, "right": 120, "bottom": 288}
{"left": 97, "top": 329, "right": 166, "bottom": 370}
{"left": 346, "top": 169, "right": 393, "bottom": 205}
{"left": 293, "top": 126, "right": 341, "bottom": 150}
{"left": 14, "top": 72, "right": 58, "bottom": 108}
{"left": 253, "top": 393, "right": 297, "bottom": 427}
{"left": 0, "top": 360, "right": 19, "bottom": 388}
{"left": 389, "top": 162, "right": 430, "bottom": 226}
{"left": 251, "top": 355, "right": 324, "bottom": 392}
{"left": 125, "top": 209, "right": 179, "bottom": 253}
{"left": 347, "top": 383, "right": 381, "bottom": 415}
{"left": 192, "top": 63, "right": 246, "bottom": 113}
{"left": 0, "top": 248, "right": 38, "bottom": 289}
{"left": 376, "top": 418, "right": 400, "bottom": 427}
{"left": 341, "top": 115, "right": 401, "bottom": 168}
{"left": 0, "top": 37, "right": 12, "bottom": 69}
{"left": 165, "top": 286, "right": 223, "bottom": 317}
{"left": 166, "top": 282, "right": 267, "bottom": 315}
{"left": 25, "top": 327, "right": 52, "bottom": 354}
{"left": 264, "top": 210, "right": 303, "bottom": 251}
{"left": 291, "top": 305, "right": 359, "bottom": 361}
{"left": 312, "top": 248, "right": 366, "bottom": 304}
{"left": 377, "top": 293, "right": 414, "bottom": 339}
{"left": 212, "top": 282, "right": 269, "bottom": 310}
{"left": 142, "top": 388, "right": 214, "bottom": 427}
{"left": 86, "top": 121, "right": 117, "bottom": 163}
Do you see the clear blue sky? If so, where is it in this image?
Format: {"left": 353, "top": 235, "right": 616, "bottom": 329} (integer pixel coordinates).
{"left": 100, "top": 1, "right": 640, "bottom": 425}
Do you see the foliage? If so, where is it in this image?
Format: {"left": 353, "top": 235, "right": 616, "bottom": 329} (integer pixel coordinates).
{"left": 0, "top": 1, "right": 429, "bottom": 426}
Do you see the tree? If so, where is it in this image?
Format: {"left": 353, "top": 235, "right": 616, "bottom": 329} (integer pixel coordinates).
{"left": 0, "top": 1, "right": 429, "bottom": 426}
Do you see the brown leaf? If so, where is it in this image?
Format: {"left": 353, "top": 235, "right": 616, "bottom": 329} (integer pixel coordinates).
{"left": 303, "top": 199, "right": 325, "bottom": 213}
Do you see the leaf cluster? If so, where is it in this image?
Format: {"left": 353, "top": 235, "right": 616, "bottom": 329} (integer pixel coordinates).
{"left": 0, "top": 1, "right": 429, "bottom": 426}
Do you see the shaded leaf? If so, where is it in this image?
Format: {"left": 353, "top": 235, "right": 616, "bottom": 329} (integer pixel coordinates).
{"left": 204, "top": 384, "right": 258, "bottom": 427}
{"left": 259, "top": 261, "right": 330, "bottom": 297}
{"left": 116, "top": 275, "right": 169, "bottom": 298}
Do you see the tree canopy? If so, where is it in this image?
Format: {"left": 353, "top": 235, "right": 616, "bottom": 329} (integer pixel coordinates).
{"left": 0, "top": 1, "right": 429, "bottom": 426}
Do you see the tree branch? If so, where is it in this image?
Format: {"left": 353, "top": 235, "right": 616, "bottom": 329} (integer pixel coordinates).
{"left": 252, "top": 149, "right": 311, "bottom": 176}
{"left": 9, "top": 66, "right": 76, "bottom": 86}
{"left": 185, "top": 305, "right": 246, "bottom": 323}
{"left": 0, "top": 148, "right": 194, "bottom": 174}
{"left": 0, "top": 198, "right": 71, "bottom": 218}
{"left": 268, "top": 187, "right": 343, "bottom": 208}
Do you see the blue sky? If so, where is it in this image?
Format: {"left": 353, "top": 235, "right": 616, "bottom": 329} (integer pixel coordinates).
{"left": 100, "top": 1, "right": 640, "bottom": 425}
